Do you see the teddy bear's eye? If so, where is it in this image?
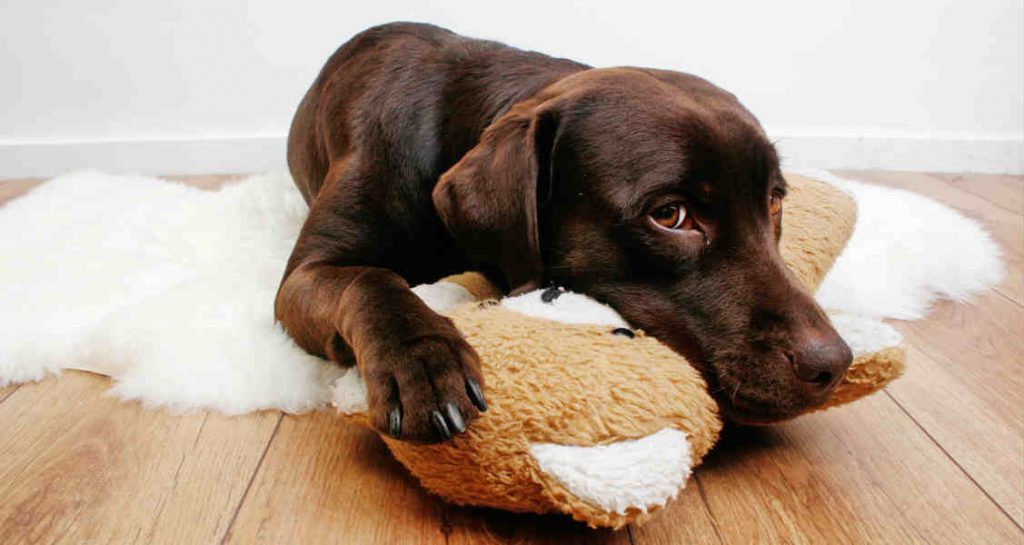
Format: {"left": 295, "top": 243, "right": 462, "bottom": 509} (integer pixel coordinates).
{"left": 611, "top": 327, "right": 635, "bottom": 338}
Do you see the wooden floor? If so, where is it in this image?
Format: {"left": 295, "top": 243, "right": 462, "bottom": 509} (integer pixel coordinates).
{"left": 0, "top": 171, "right": 1021, "bottom": 544}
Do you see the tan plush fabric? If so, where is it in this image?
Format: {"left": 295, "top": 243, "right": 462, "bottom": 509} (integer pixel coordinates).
{"left": 381, "top": 304, "right": 720, "bottom": 528}
{"left": 820, "top": 346, "right": 905, "bottom": 410}
{"left": 341, "top": 173, "right": 904, "bottom": 528}
{"left": 780, "top": 173, "right": 858, "bottom": 292}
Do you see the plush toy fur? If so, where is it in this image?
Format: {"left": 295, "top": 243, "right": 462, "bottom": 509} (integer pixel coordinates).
{"left": 332, "top": 174, "right": 905, "bottom": 528}
{"left": 777, "top": 173, "right": 859, "bottom": 293}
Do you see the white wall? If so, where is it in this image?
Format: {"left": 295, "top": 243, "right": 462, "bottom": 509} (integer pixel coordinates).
{"left": 1, "top": 0, "right": 1021, "bottom": 177}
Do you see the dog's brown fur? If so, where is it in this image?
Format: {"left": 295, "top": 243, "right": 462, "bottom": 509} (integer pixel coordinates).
{"left": 277, "top": 22, "right": 852, "bottom": 442}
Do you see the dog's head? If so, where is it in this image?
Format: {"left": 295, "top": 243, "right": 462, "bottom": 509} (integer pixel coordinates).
{"left": 434, "top": 68, "right": 852, "bottom": 422}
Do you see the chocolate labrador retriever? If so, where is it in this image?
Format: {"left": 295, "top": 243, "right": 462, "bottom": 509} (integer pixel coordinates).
{"left": 277, "top": 22, "right": 852, "bottom": 442}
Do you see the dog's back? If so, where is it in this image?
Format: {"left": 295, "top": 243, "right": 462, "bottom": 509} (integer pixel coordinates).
{"left": 287, "top": 22, "right": 585, "bottom": 203}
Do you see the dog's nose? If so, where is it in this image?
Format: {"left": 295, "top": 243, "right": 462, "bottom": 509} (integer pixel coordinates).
{"left": 788, "top": 330, "right": 853, "bottom": 395}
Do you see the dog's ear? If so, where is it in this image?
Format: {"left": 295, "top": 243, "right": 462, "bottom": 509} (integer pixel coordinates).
{"left": 433, "top": 101, "right": 559, "bottom": 295}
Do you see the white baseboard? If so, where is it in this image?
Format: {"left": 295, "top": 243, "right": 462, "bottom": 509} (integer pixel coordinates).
{"left": 0, "top": 130, "right": 1021, "bottom": 179}
{"left": 772, "top": 129, "right": 1023, "bottom": 174}
{"left": 0, "top": 135, "right": 289, "bottom": 179}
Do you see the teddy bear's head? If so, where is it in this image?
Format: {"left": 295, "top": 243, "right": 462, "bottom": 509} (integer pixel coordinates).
{"left": 335, "top": 276, "right": 723, "bottom": 527}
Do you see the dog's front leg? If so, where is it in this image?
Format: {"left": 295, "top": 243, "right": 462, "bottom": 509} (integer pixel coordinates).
{"left": 275, "top": 261, "right": 486, "bottom": 443}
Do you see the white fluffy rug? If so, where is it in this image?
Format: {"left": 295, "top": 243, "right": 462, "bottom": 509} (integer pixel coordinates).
{"left": 0, "top": 170, "right": 1003, "bottom": 414}
{"left": 805, "top": 170, "right": 1005, "bottom": 319}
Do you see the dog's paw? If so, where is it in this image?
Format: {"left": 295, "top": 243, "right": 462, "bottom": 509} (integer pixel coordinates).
{"left": 361, "top": 332, "right": 486, "bottom": 443}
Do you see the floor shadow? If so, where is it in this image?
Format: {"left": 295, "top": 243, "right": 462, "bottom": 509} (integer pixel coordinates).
{"left": 332, "top": 417, "right": 625, "bottom": 543}
{"left": 698, "top": 422, "right": 792, "bottom": 473}
{"left": 444, "top": 504, "right": 625, "bottom": 544}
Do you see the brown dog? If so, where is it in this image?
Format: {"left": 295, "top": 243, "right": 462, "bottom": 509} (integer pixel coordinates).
{"left": 277, "top": 22, "right": 852, "bottom": 442}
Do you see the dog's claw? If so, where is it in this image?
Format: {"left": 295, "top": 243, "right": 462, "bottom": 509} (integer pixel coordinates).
{"left": 430, "top": 409, "right": 452, "bottom": 440}
{"left": 444, "top": 402, "right": 466, "bottom": 434}
{"left": 387, "top": 407, "right": 402, "bottom": 438}
{"left": 466, "top": 379, "right": 487, "bottom": 412}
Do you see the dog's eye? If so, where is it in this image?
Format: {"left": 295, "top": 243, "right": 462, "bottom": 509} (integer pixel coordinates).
{"left": 769, "top": 194, "right": 783, "bottom": 215}
{"left": 650, "top": 203, "right": 688, "bottom": 229}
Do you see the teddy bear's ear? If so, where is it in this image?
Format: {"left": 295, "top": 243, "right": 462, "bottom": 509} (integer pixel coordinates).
{"left": 499, "top": 286, "right": 631, "bottom": 328}
{"left": 528, "top": 427, "right": 695, "bottom": 526}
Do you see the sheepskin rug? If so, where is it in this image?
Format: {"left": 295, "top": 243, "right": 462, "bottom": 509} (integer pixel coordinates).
{"left": 0, "top": 170, "right": 1003, "bottom": 414}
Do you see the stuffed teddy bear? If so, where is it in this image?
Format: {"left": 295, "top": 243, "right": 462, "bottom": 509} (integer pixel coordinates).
{"left": 331, "top": 174, "right": 906, "bottom": 528}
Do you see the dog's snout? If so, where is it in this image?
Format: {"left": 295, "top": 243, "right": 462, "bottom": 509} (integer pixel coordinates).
{"left": 788, "top": 329, "right": 853, "bottom": 395}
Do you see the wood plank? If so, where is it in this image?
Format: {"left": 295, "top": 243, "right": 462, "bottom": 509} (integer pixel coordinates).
{"left": 0, "top": 383, "right": 19, "bottom": 404}
{"left": 624, "top": 480, "right": 723, "bottom": 544}
{"left": 886, "top": 340, "right": 1024, "bottom": 526}
{"left": 0, "top": 173, "right": 247, "bottom": 210}
{"left": 440, "top": 485, "right": 717, "bottom": 544}
{"left": 441, "top": 461, "right": 721, "bottom": 544}
{"left": 0, "top": 371, "right": 279, "bottom": 544}
{"left": 226, "top": 410, "right": 640, "bottom": 545}
{"left": 834, "top": 170, "right": 1024, "bottom": 306}
{"left": 898, "top": 292, "right": 1023, "bottom": 431}
{"left": 933, "top": 173, "right": 1024, "bottom": 216}
{"left": 689, "top": 395, "right": 1021, "bottom": 544}
{"left": 0, "top": 178, "right": 45, "bottom": 207}
{"left": 887, "top": 292, "right": 1024, "bottom": 525}
{"left": 443, "top": 506, "right": 633, "bottom": 545}
{"left": 224, "top": 411, "right": 450, "bottom": 544}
